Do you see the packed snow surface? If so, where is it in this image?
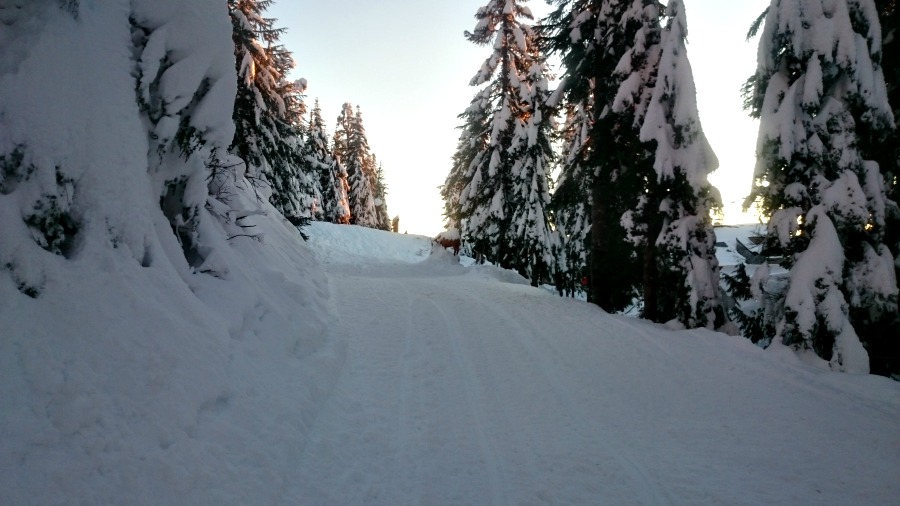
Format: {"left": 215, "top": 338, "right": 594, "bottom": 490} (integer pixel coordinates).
{"left": 3, "top": 221, "right": 899, "bottom": 504}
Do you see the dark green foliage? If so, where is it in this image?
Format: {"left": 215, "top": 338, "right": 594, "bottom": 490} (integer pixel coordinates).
{"left": 58, "top": 0, "right": 79, "bottom": 18}
{"left": 745, "top": 7, "right": 769, "bottom": 40}
{"left": 873, "top": 0, "right": 900, "bottom": 376}
{"left": 229, "top": 0, "right": 312, "bottom": 224}
{"left": 21, "top": 166, "right": 79, "bottom": 258}
{"left": 3, "top": 262, "right": 40, "bottom": 298}
{"left": 0, "top": 145, "right": 33, "bottom": 195}
{"left": 2, "top": 144, "right": 80, "bottom": 259}
{"left": 541, "top": 0, "right": 662, "bottom": 311}
{"left": 334, "top": 104, "right": 379, "bottom": 228}
{"left": 445, "top": 0, "right": 555, "bottom": 282}
{"left": 743, "top": 0, "right": 896, "bottom": 371}
{"left": 305, "top": 100, "right": 350, "bottom": 223}
{"left": 373, "top": 162, "right": 391, "bottom": 231}
{"left": 722, "top": 263, "right": 753, "bottom": 301}
{"left": 131, "top": 14, "right": 226, "bottom": 268}
{"left": 160, "top": 177, "right": 202, "bottom": 267}
{"left": 442, "top": 88, "right": 491, "bottom": 232}
{"left": 722, "top": 263, "right": 771, "bottom": 344}
{"left": 25, "top": 196, "right": 79, "bottom": 257}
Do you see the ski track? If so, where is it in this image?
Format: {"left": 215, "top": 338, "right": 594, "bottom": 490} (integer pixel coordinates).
{"left": 291, "top": 244, "right": 900, "bottom": 505}
{"left": 293, "top": 260, "right": 675, "bottom": 505}
{"left": 461, "top": 286, "right": 673, "bottom": 506}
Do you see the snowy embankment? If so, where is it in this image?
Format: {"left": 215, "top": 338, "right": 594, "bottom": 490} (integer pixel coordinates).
{"left": 1, "top": 3, "right": 343, "bottom": 503}
{"left": 0, "top": 209, "right": 346, "bottom": 505}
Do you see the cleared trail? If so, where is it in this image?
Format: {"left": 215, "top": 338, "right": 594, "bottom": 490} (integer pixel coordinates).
{"left": 292, "top": 228, "right": 900, "bottom": 505}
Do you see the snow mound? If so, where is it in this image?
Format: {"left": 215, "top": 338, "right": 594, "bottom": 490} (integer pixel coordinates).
{"left": 0, "top": 196, "right": 347, "bottom": 505}
{"left": 0, "top": 4, "right": 344, "bottom": 503}
{"left": 465, "top": 263, "right": 532, "bottom": 285}
{"left": 305, "top": 221, "right": 433, "bottom": 265}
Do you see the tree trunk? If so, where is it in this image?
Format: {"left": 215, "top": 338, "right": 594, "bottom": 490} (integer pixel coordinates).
{"left": 590, "top": 175, "right": 612, "bottom": 311}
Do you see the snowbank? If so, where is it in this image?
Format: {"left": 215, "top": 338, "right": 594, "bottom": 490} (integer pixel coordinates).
{"left": 305, "top": 221, "right": 433, "bottom": 265}
{"left": 0, "top": 3, "right": 344, "bottom": 503}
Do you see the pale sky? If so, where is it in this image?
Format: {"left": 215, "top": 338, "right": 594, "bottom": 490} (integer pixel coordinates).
{"left": 271, "top": 0, "right": 771, "bottom": 236}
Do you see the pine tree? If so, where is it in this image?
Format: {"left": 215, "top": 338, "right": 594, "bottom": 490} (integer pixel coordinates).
{"left": 744, "top": 0, "right": 897, "bottom": 372}
{"left": 305, "top": 99, "right": 350, "bottom": 223}
{"left": 442, "top": 87, "right": 493, "bottom": 235}
{"left": 879, "top": 0, "right": 899, "bottom": 219}
{"left": 373, "top": 159, "right": 392, "bottom": 231}
{"left": 131, "top": 1, "right": 239, "bottom": 269}
{"left": 873, "top": 0, "right": 900, "bottom": 375}
{"left": 542, "top": 0, "right": 663, "bottom": 310}
{"left": 550, "top": 101, "right": 594, "bottom": 296}
{"left": 506, "top": 53, "right": 557, "bottom": 285}
{"left": 229, "top": 0, "right": 311, "bottom": 224}
{"left": 334, "top": 103, "right": 378, "bottom": 228}
{"left": 633, "top": 0, "right": 727, "bottom": 329}
{"left": 448, "top": 0, "right": 554, "bottom": 281}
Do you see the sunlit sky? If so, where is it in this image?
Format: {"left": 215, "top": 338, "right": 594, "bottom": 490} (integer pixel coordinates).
{"left": 271, "top": 0, "right": 771, "bottom": 236}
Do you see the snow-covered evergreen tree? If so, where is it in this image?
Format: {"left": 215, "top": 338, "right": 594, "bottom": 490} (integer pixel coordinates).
{"left": 229, "top": 0, "right": 312, "bottom": 224}
{"left": 542, "top": 0, "right": 662, "bottom": 310}
{"left": 550, "top": 101, "right": 593, "bottom": 296}
{"left": 448, "top": 0, "right": 554, "bottom": 282}
{"left": 633, "top": 0, "right": 727, "bottom": 329}
{"left": 744, "top": 0, "right": 897, "bottom": 372}
{"left": 334, "top": 103, "right": 378, "bottom": 228}
{"left": 0, "top": 0, "right": 239, "bottom": 297}
{"left": 373, "top": 159, "right": 392, "bottom": 231}
{"left": 506, "top": 53, "right": 557, "bottom": 285}
{"left": 305, "top": 99, "right": 350, "bottom": 223}
{"left": 879, "top": 1, "right": 899, "bottom": 222}
{"left": 442, "top": 87, "right": 493, "bottom": 236}
{"left": 873, "top": 0, "right": 900, "bottom": 375}
{"left": 131, "top": 0, "right": 240, "bottom": 269}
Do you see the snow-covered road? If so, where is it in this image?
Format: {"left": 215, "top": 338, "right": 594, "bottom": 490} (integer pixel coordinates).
{"left": 295, "top": 225, "right": 900, "bottom": 505}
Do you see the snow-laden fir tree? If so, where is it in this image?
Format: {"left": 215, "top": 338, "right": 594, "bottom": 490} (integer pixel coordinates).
{"left": 873, "top": 0, "right": 900, "bottom": 375}
{"left": 131, "top": 1, "right": 240, "bottom": 269}
{"left": 549, "top": 101, "right": 594, "bottom": 296}
{"left": 454, "top": 0, "right": 532, "bottom": 265}
{"left": 878, "top": 1, "right": 899, "bottom": 222}
{"left": 448, "top": 0, "right": 555, "bottom": 282}
{"left": 334, "top": 103, "right": 378, "bottom": 228}
{"left": 542, "top": 0, "right": 662, "bottom": 310}
{"left": 744, "top": 0, "right": 897, "bottom": 373}
{"left": 442, "top": 87, "right": 493, "bottom": 236}
{"left": 631, "top": 0, "right": 727, "bottom": 329}
{"left": 372, "top": 158, "right": 392, "bottom": 231}
{"left": 506, "top": 52, "right": 557, "bottom": 285}
{"left": 0, "top": 0, "right": 239, "bottom": 296}
{"left": 305, "top": 99, "right": 350, "bottom": 223}
{"left": 229, "top": 0, "right": 315, "bottom": 225}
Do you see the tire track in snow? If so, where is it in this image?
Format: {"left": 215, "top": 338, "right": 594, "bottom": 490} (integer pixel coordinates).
{"left": 420, "top": 293, "right": 507, "bottom": 506}
{"left": 462, "top": 282, "right": 674, "bottom": 506}
{"left": 386, "top": 278, "right": 418, "bottom": 504}
{"left": 421, "top": 280, "right": 549, "bottom": 503}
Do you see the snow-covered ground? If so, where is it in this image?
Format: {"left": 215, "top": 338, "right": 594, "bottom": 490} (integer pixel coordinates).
{"left": 296, "top": 223, "right": 900, "bottom": 505}
{"left": 8, "top": 220, "right": 897, "bottom": 504}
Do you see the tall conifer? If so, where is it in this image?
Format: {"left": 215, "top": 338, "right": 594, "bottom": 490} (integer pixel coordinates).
{"left": 334, "top": 103, "right": 379, "bottom": 228}
{"left": 744, "top": 0, "right": 897, "bottom": 372}
{"left": 305, "top": 99, "right": 350, "bottom": 223}
{"left": 228, "top": 0, "right": 310, "bottom": 223}
{"left": 542, "top": 0, "right": 663, "bottom": 310}
{"left": 633, "top": 0, "right": 727, "bottom": 329}
{"left": 446, "top": 0, "right": 554, "bottom": 283}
